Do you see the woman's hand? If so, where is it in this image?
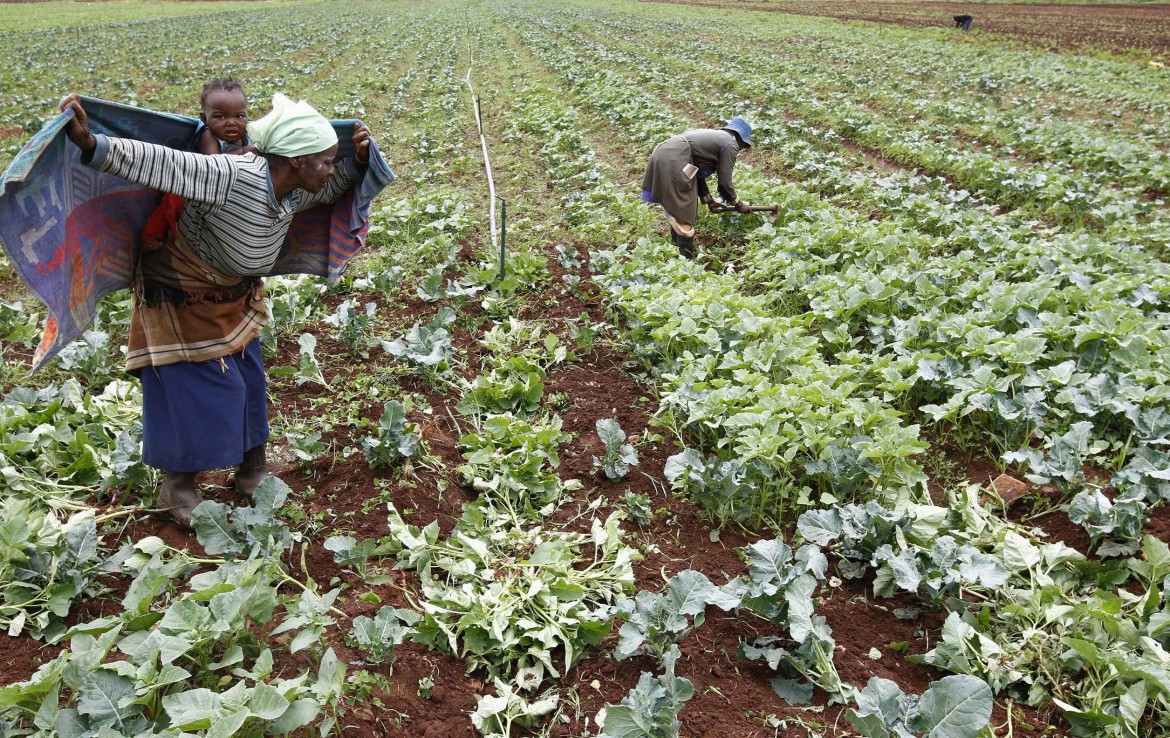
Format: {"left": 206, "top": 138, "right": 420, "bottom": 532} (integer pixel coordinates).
{"left": 735, "top": 199, "right": 752, "bottom": 214}
{"left": 706, "top": 197, "right": 732, "bottom": 213}
{"left": 58, "top": 94, "right": 97, "bottom": 152}
{"left": 352, "top": 122, "right": 371, "bottom": 165}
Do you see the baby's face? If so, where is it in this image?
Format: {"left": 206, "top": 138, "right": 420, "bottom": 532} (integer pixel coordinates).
{"left": 202, "top": 89, "right": 248, "bottom": 144}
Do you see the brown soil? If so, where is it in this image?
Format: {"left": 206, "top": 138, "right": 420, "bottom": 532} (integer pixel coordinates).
{"left": 0, "top": 640, "right": 62, "bottom": 685}
{"left": 841, "top": 140, "right": 903, "bottom": 177}
{"left": 1145, "top": 503, "right": 1170, "bottom": 542}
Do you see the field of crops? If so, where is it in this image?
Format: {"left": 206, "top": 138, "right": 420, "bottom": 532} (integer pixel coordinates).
{"left": 1, "top": 0, "right": 1169, "bottom": 736}
{"left": 650, "top": 0, "right": 1170, "bottom": 55}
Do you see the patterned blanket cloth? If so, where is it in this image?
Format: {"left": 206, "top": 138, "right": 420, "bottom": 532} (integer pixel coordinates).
{"left": 0, "top": 96, "right": 394, "bottom": 369}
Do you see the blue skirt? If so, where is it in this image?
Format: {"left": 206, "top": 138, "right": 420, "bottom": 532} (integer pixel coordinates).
{"left": 140, "top": 339, "right": 269, "bottom": 472}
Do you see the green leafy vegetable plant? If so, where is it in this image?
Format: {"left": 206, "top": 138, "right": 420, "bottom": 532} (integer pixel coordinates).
{"left": 1, "top": 379, "right": 152, "bottom": 501}
{"left": 190, "top": 476, "right": 293, "bottom": 561}
{"left": 324, "top": 299, "right": 378, "bottom": 357}
{"left": 323, "top": 535, "right": 392, "bottom": 579}
{"left": 0, "top": 503, "right": 100, "bottom": 640}
{"left": 623, "top": 490, "right": 654, "bottom": 526}
{"left": 846, "top": 675, "right": 994, "bottom": 738}
{"left": 471, "top": 680, "right": 559, "bottom": 738}
{"left": 456, "top": 414, "right": 578, "bottom": 519}
{"left": 346, "top": 606, "right": 419, "bottom": 666}
{"left": 0, "top": 477, "right": 347, "bottom": 737}
{"left": 283, "top": 429, "right": 327, "bottom": 472}
{"left": 600, "top": 645, "right": 694, "bottom": 738}
{"left": 733, "top": 539, "right": 848, "bottom": 705}
{"left": 610, "top": 570, "right": 737, "bottom": 663}
{"left": 1067, "top": 489, "right": 1146, "bottom": 556}
{"left": 383, "top": 307, "right": 457, "bottom": 378}
{"left": 361, "top": 400, "right": 421, "bottom": 470}
{"left": 294, "top": 332, "right": 329, "bottom": 389}
{"left": 593, "top": 418, "right": 639, "bottom": 481}
{"left": 456, "top": 364, "right": 546, "bottom": 418}
{"left": 53, "top": 330, "right": 112, "bottom": 387}
{"left": 384, "top": 503, "right": 638, "bottom": 688}
{"left": 0, "top": 301, "right": 40, "bottom": 348}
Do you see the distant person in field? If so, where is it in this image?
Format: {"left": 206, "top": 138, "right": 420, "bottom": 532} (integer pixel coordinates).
{"left": 954, "top": 14, "right": 973, "bottom": 31}
{"left": 641, "top": 117, "right": 753, "bottom": 259}
{"left": 140, "top": 78, "right": 255, "bottom": 252}
{"left": 58, "top": 92, "right": 376, "bottom": 526}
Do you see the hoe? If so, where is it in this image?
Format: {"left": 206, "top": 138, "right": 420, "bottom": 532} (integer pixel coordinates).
{"left": 708, "top": 201, "right": 779, "bottom": 222}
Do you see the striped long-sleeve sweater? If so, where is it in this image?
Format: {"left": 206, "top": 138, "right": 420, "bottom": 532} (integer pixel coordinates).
{"left": 86, "top": 135, "right": 357, "bottom": 277}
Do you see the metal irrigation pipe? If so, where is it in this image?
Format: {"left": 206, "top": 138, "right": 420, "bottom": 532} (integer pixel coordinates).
{"left": 464, "top": 41, "right": 499, "bottom": 251}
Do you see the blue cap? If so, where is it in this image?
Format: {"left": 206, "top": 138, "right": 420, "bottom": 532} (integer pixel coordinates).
{"left": 723, "top": 116, "right": 752, "bottom": 147}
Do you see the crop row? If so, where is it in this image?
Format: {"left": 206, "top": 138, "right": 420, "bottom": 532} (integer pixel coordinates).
{"left": 0, "top": 6, "right": 492, "bottom": 736}
{"left": 491, "top": 8, "right": 1170, "bottom": 733}
{"left": 541, "top": 2, "right": 1170, "bottom": 245}
{"left": 507, "top": 2, "right": 1170, "bottom": 552}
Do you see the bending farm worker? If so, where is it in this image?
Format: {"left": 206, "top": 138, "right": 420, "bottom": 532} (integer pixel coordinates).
{"left": 58, "top": 92, "right": 375, "bottom": 526}
{"left": 641, "top": 116, "right": 753, "bottom": 259}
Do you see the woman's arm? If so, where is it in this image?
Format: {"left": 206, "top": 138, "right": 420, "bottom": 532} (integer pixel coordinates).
{"left": 715, "top": 143, "right": 740, "bottom": 205}
{"left": 91, "top": 138, "right": 238, "bottom": 206}
{"left": 60, "top": 95, "right": 238, "bottom": 205}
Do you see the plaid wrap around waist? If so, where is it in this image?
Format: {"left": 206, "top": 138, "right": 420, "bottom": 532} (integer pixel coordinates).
{"left": 127, "top": 230, "right": 268, "bottom": 372}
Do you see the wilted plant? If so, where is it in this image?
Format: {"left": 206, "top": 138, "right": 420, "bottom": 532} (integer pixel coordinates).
{"left": 346, "top": 606, "right": 419, "bottom": 666}
{"left": 54, "top": 330, "right": 112, "bottom": 386}
{"left": 296, "top": 332, "right": 329, "bottom": 388}
{"left": 383, "top": 307, "right": 457, "bottom": 378}
{"left": 325, "top": 299, "right": 378, "bottom": 357}
{"left": 285, "top": 429, "right": 328, "bottom": 471}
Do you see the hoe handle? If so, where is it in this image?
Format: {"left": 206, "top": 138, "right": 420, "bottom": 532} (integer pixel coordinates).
{"left": 710, "top": 203, "right": 778, "bottom": 214}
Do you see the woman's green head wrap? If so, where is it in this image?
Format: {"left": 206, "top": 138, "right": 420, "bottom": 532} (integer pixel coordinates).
{"left": 247, "top": 93, "right": 337, "bottom": 157}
